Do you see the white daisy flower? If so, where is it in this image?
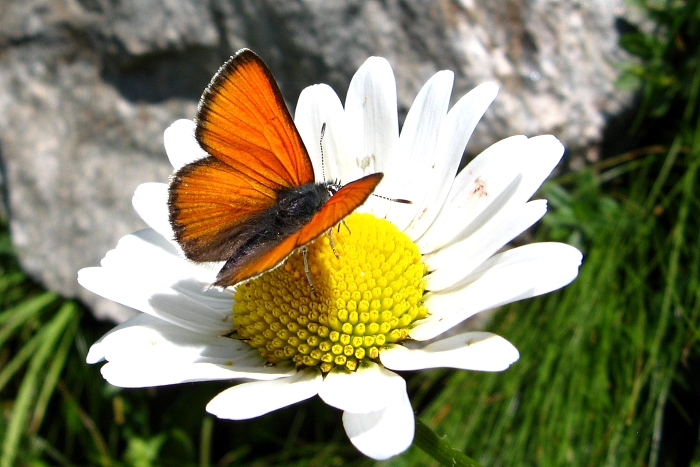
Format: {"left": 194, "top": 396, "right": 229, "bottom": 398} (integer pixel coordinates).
{"left": 79, "top": 56, "right": 582, "bottom": 461}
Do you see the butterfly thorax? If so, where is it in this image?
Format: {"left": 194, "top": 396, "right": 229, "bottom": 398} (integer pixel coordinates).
{"left": 274, "top": 182, "right": 336, "bottom": 232}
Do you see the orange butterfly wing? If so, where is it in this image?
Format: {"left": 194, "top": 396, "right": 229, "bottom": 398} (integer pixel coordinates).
{"left": 169, "top": 157, "right": 277, "bottom": 262}
{"left": 169, "top": 49, "right": 314, "bottom": 261}
{"left": 196, "top": 50, "right": 314, "bottom": 188}
{"left": 297, "top": 173, "right": 384, "bottom": 245}
{"left": 214, "top": 173, "right": 384, "bottom": 286}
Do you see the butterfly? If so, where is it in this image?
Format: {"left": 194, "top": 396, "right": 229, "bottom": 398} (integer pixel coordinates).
{"left": 168, "top": 49, "right": 384, "bottom": 288}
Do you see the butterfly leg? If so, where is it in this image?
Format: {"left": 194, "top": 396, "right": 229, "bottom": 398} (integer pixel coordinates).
{"left": 301, "top": 246, "right": 316, "bottom": 296}
{"left": 339, "top": 219, "right": 351, "bottom": 235}
{"left": 327, "top": 228, "right": 340, "bottom": 259}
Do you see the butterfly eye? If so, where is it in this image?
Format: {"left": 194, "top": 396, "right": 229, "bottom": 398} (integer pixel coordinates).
{"left": 326, "top": 182, "right": 341, "bottom": 196}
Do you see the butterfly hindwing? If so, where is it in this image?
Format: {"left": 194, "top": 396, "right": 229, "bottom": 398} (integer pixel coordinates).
{"left": 168, "top": 156, "right": 278, "bottom": 262}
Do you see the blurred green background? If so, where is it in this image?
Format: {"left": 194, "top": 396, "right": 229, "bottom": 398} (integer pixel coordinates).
{"left": 2, "top": 1, "right": 700, "bottom": 466}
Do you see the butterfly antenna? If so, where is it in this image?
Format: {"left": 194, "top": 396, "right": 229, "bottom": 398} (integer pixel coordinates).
{"left": 320, "top": 122, "right": 407, "bottom": 207}
{"left": 319, "top": 122, "right": 327, "bottom": 180}
{"left": 372, "top": 193, "right": 412, "bottom": 204}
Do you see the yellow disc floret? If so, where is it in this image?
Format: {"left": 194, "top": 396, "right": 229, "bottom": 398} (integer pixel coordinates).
{"left": 232, "top": 212, "right": 428, "bottom": 373}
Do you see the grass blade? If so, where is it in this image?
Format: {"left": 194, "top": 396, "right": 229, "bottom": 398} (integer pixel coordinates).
{"left": 1, "top": 302, "right": 77, "bottom": 467}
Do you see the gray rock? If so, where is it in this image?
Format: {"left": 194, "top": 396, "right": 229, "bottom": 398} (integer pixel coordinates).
{"left": 0, "top": 0, "right": 632, "bottom": 321}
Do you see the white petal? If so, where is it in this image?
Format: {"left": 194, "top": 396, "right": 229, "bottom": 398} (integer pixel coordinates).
{"left": 295, "top": 84, "right": 349, "bottom": 183}
{"left": 385, "top": 70, "right": 454, "bottom": 231}
{"left": 342, "top": 378, "right": 414, "bottom": 460}
{"left": 164, "top": 119, "right": 208, "bottom": 170}
{"left": 319, "top": 362, "right": 403, "bottom": 413}
{"left": 417, "top": 136, "right": 527, "bottom": 253}
{"left": 411, "top": 242, "right": 583, "bottom": 340}
{"left": 206, "top": 369, "right": 323, "bottom": 420}
{"left": 94, "top": 314, "right": 292, "bottom": 387}
{"left": 86, "top": 313, "right": 156, "bottom": 364}
{"left": 381, "top": 332, "right": 519, "bottom": 371}
{"left": 86, "top": 342, "right": 105, "bottom": 364}
{"left": 425, "top": 199, "right": 548, "bottom": 291}
{"left": 132, "top": 182, "right": 174, "bottom": 240}
{"left": 80, "top": 265, "right": 232, "bottom": 335}
{"left": 96, "top": 229, "right": 218, "bottom": 286}
{"left": 345, "top": 57, "right": 399, "bottom": 216}
{"left": 417, "top": 135, "right": 564, "bottom": 254}
{"left": 96, "top": 313, "right": 255, "bottom": 365}
{"left": 78, "top": 230, "right": 231, "bottom": 336}
{"left": 403, "top": 82, "right": 499, "bottom": 240}
{"left": 101, "top": 361, "right": 291, "bottom": 388}
{"left": 508, "top": 135, "right": 565, "bottom": 208}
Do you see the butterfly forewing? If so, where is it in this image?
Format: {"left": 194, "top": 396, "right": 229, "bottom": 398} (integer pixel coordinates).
{"left": 297, "top": 173, "right": 384, "bottom": 245}
{"left": 214, "top": 173, "right": 384, "bottom": 286}
{"left": 214, "top": 231, "right": 303, "bottom": 287}
{"left": 170, "top": 49, "right": 315, "bottom": 263}
{"left": 196, "top": 50, "right": 314, "bottom": 189}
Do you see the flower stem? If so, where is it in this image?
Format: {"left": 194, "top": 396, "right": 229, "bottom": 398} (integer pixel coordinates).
{"left": 414, "top": 418, "right": 483, "bottom": 467}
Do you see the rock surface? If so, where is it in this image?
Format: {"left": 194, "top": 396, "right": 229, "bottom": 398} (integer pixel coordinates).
{"left": 0, "top": 0, "right": 631, "bottom": 321}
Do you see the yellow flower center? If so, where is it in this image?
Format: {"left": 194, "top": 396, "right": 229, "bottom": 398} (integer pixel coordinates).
{"left": 232, "top": 212, "right": 428, "bottom": 373}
